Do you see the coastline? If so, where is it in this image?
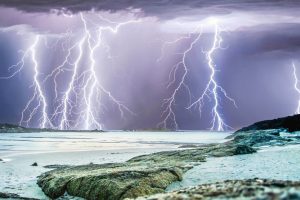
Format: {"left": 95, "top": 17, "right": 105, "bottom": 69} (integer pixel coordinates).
{"left": 36, "top": 115, "right": 300, "bottom": 199}
{"left": 0, "top": 131, "right": 228, "bottom": 199}
{"left": 1, "top": 115, "right": 300, "bottom": 199}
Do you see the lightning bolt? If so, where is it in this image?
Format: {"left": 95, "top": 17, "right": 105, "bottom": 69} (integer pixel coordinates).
{"left": 0, "top": 35, "right": 52, "bottom": 128}
{"left": 158, "top": 26, "right": 203, "bottom": 130}
{"left": 292, "top": 62, "right": 300, "bottom": 114}
{"left": 58, "top": 35, "right": 86, "bottom": 130}
{"left": 1, "top": 13, "right": 139, "bottom": 130}
{"left": 187, "top": 23, "right": 237, "bottom": 131}
{"left": 80, "top": 13, "right": 138, "bottom": 130}
{"left": 29, "top": 36, "right": 52, "bottom": 129}
{"left": 49, "top": 13, "right": 138, "bottom": 130}
{"left": 158, "top": 22, "right": 236, "bottom": 131}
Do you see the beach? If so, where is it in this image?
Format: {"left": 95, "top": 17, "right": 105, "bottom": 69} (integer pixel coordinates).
{"left": 0, "top": 131, "right": 229, "bottom": 199}
{"left": 167, "top": 144, "right": 300, "bottom": 191}
{"left": 1, "top": 122, "right": 300, "bottom": 199}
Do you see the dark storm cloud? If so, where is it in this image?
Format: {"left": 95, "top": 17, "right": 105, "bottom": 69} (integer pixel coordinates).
{"left": 0, "top": 0, "right": 299, "bottom": 18}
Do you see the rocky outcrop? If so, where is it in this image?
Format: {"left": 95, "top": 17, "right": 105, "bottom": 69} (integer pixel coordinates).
{"left": 0, "top": 192, "right": 39, "bottom": 200}
{"left": 227, "top": 116, "right": 300, "bottom": 148}
{"left": 133, "top": 179, "right": 300, "bottom": 200}
{"left": 0, "top": 123, "right": 104, "bottom": 133}
{"left": 0, "top": 123, "right": 54, "bottom": 133}
{"left": 37, "top": 144, "right": 255, "bottom": 199}
{"left": 40, "top": 167, "right": 182, "bottom": 200}
{"left": 0, "top": 123, "right": 29, "bottom": 133}
{"left": 226, "top": 129, "right": 300, "bottom": 147}
{"left": 237, "top": 114, "right": 300, "bottom": 132}
{"left": 226, "top": 115, "right": 300, "bottom": 147}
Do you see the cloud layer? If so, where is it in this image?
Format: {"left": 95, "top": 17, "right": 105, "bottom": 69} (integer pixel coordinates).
{"left": 0, "top": 0, "right": 299, "bottom": 18}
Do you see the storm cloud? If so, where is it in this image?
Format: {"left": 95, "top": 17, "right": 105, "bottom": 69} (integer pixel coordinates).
{"left": 0, "top": 0, "right": 299, "bottom": 19}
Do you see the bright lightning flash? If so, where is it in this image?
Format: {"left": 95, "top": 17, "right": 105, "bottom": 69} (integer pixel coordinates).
{"left": 292, "top": 62, "right": 300, "bottom": 114}
{"left": 1, "top": 13, "right": 139, "bottom": 130}
{"left": 158, "top": 20, "right": 237, "bottom": 131}
{"left": 49, "top": 13, "right": 138, "bottom": 130}
{"left": 0, "top": 35, "right": 52, "bottom": 128}
{"left": 187, "top": 23, "right": 237, "bottom": 131}
{"left": 158, "top": 26, "right": 203, "bottom": 129}
{"left": 80, "top": 13, "right": 137, "bottom": 130}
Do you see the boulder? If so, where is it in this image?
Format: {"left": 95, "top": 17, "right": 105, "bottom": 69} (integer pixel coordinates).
{"left": 38, "top": 165, "right": 183, "bottom": 200}
{"left": 229, "top": 129, "right": 296, "bottom": 147}
{"left": 132, "top": 179, "right": 300, "bottom": 200}
{"left": 37, "top": 144, "right": 255, "bottom": 199}
{"left": 0, "top": 192, "right": 39, "bottom": 200}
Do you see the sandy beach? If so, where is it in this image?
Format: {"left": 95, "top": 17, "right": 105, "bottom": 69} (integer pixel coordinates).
{"left": 167, "top": 144, "right": 300, "bottom": 191}
{"left": 0, "top": 131, "right": 229, "bottom": 199}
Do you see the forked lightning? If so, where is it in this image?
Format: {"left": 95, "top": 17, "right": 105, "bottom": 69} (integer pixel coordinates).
{"left": 1, "top": 13, "right": 139, "bottom": 130}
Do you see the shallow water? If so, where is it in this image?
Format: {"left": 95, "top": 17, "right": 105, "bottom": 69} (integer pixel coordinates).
{"left": 0, "top": 131, "right": 229, "bottom": 157}
{"left": 167, "top": 144, "right": 300, "bottom": 191}
{"left": 0, "top": 131, "right": 228, "bottom": 199}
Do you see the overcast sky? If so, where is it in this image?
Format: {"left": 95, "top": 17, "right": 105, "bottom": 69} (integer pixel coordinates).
{"left": 0, "top": 0, "right": 299, "bottom": 130}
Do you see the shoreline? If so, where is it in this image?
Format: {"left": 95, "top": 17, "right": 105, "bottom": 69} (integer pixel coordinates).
{"left": 0, "top": 131, "right": 230, "bottom": 158}
{"left": 0, "top": 144, "right": 300, "bottom": 200}
{"left": 1, "top": 147, "right": 183, "bottom": 200}
{"left": 2, "top": 143, "right": 300, "bottom": 199}
{"left": 35, "top": 115, "right": 300, "bottom": 199}
{"left": 167, "top": 143, "right": 300, "bottom": 192}
{"left": 1, "top": 115, "right": 300, "bottom": 199}
{"left": 0, "top": 132, "right": 229, "bottom": 199}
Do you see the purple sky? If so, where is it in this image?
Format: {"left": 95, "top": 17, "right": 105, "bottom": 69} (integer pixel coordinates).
{"left": 0, "top": 1, "right": 300, "bottom": 130}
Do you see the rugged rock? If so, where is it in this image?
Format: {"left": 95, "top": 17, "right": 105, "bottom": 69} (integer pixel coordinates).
{"left": 177, "top": 144, "right": 200, "bottom": 148}
{"left": 0, "top": 192, "right": 39, "bottom": 200}
{"left": 227, "top": 128, "right": 300, "bottom": 147}
{"left": 0, "top": 123, "right": 104, "bottom": 133}
{"left": 38, "top": 163, "right": 183, "bottom": 199}
{"left": 228, "top": 114, "right": 300, "bottom": 147}
{"left": 228, "top": 129, "right": 289, "bottom": 147}
{"left": 0, "top": 123, "right": 52, "bottom": 133}
{"left": 37, "top": 144, "right": 255, "bottom": 199}
{"left": 0, "top": 123, "right": 28, "bottom": 133}
{"left": 237, "top": 114, "right": 300, "bottom": 132}
{"left": 43, "top": 164, "right": 73, "bottom": 169}
{"left": 133, "top": 179, "right": 300, "bottom": 200}
{"left": 31, "top": 162, "right": 38, "bottom": 166}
